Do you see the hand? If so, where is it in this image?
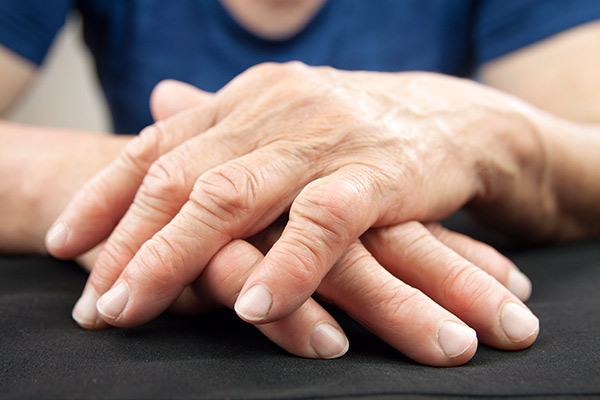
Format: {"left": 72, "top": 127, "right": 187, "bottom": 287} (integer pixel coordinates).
{"left": 48, "top": 64, "right": 544, "bottom": 340}
{"left": 165, "top": 220, "right": 537, "bottom": 365}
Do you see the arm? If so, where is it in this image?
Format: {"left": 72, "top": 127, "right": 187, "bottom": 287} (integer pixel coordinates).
{"left": 0, "top": 45, "right": 130, "bottom": 257}
{"left": 473, "top": 20, "right": 600, "bottom": 240}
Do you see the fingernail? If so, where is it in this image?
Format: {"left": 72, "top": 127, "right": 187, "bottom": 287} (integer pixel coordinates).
{"left": 310, "top": 323, "right": 349, "bottom": 359}
{"left": 234, "top": 284, "right": 272, "bottom": 322}
{"left": 72, "top": 286, "right": 101, "bottom": 328}
{"left": 96, "top": 281, "right": 129, "bottom": 320}
{"left": 507, "top": 270, "right": 532, "bottom": 301}
{"left": 438, "top": 321, "right": 477, "bottom": 358}
{"left": 46, "top": 222, "right": 68, "bottom": 250}
{"left": 501, "top": 302, "right": 539, "bottom": 342}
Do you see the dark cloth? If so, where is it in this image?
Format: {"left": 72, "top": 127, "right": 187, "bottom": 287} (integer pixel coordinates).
{"left": 1, "top": 0, "right": 600, "bottom": 133}
{"left": 2, "top": 237, "right": 599, "bottom": 399}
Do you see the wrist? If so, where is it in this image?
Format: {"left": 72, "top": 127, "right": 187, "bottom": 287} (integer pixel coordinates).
{"left": 541, "top": 117, "right": 600, "bottom": 239}
{"left": 466, "top": 93, "right": 600, "bottom": 242}
{"left": 462, "top": 89, "right": 557, "bottom": 241}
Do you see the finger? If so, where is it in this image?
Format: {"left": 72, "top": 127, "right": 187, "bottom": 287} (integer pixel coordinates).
{"left": 196, "top": 239, "right": 348, "bottom": 359}
{"left": 47, "top": 63, "right": 301, "bottom": 259}
{"left": 169, "top": 215, "right": 288, "bottom": 315}
{"left": 235, "top": 166, "right": 384, "bottom": 323}
{"left": 46, "top": 94, "right": 220, "bottom": 259}
{"left": 71, "top": 138, "right": 235, "bottom": 328}
{"left": 425, "top": 223, "right": 532, "bottom": 301}
{"left": 92, "top": 142, "right": 318, "bottom": 327}
{"left": 150, "top": 79, "right": 213, "bottom": 121}
{"left": 68, "top": 84, "right": 219, "bottom": 329}
{"left": 318, "top": 241, "right": 477, "bottom": 367}
{"left": 362, "top": 222, "right": 539, "bottom": 350}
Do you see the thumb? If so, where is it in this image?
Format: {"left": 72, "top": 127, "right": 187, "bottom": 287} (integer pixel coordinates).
{"left": 150, "top": 79, "right": 213, "bottom": 121}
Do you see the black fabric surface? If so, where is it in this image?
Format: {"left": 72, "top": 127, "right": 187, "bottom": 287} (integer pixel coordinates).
{"left": 2, "top": 239, "right": 600, "bottom": 399}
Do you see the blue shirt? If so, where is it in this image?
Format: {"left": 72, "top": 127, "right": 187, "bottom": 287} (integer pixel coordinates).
{"left": 1, "top": 0, "right": 599, "bottom": 133}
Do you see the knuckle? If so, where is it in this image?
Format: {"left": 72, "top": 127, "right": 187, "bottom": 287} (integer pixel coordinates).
{"left": 73, "top": 171, "right": 116, "bottom": 221}
{"left": 135, "top": 234, "right": 188, "bottom": 288}
{"left": 251, "top": 61, "right": 306, "bottom": 77}
{"left": 325, "top": 243, "right": 372, "bottom": 292}
{"left": 291, "top": 179, "right": 367, "bottom": 246}
{"left": 250, "top": 61, "right": 281, "bottom": 75}
{"left": 391, "top": 223, "right": 437, "bottom": 260}
{"left": 90, "top": 244, "right": 130, "bottom": 289}
{"left": 282, "top": 60, "right": 307, "bottom": 70}
{"left": 268, "top": 235, "right": 325, "bottom": 286}
{"left": 189, "top": 162, "right": 259, "bottom": 226}
{"left": 440, "top": 262, "right": 497, "bottom": 314}
{"left": 140, "top": 154, "right": 190, "bottom": 209}
{"left": 121, "top": 124, "right": 163, "bottom": 174}
{"left": 105, "top": 229, "right": 140, "bottom": 261}
{"left": 372, "top": 282, "right": 424, "bottom": 322}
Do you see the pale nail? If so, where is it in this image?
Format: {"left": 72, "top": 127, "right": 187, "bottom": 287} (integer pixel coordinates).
{"left": 72, "top": 286, "right": 100, "bottom": 328}
{"left": 438, "top": 321, "right": 477, "bottom": 358}
{"left": 507, "top": 269, "right": 532, "bottom": 301}
{"left": 501, "top": 302, "right": 539, "bottom": 342}
{"left": 310, "top": 323, "right": 349, "bottom": 359}
{"left": 46, "top": 222, "right": 68, "bottom": 250}
{"left": 234, "top": 284, "right": 272, "bottom": 322}
{"left": 96, "top": 282, "right": 129, "bottom": 320}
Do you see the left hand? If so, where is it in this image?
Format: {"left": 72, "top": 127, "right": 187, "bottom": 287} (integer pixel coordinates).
{"left": 47, "top": 63, "right": 544, "bottom": 333}
{"left": 147, "top": 218, "right": 538, "bottom": 366}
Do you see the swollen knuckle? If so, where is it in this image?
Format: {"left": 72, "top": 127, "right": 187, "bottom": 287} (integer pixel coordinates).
{"left": 292, "top": 181, "right": 362, "bottom": 245}
{"left": 270, "top": 237, "right": 324, "bottom": 285}
{"left": 190, "top": 163, "right": 258, "bottom": 222}
{"left": 283, "top": 60, "right": 307, "bottom": 70}
{"left": 136, "top": 235, "right": 186, "bottom": 287}
{"left": 143, "top": 155, "right": 189, "bottom": 201}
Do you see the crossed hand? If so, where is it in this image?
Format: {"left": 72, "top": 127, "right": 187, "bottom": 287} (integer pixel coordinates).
{"left": 47, "top": 63, "right": 539, "bottom": 366}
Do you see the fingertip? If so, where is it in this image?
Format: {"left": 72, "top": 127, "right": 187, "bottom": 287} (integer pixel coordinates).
{"left": 234, "top": 284, "right": 273, "bottom": 322}
{"left": 500, "top": 302, "right": 539, "bottom": 348}
{"left": 438, "top": 321, "right": 478, "bottom": 362}
{"left": 45, "top": 221, "right": 69, "bottom": 257}
{"left": 96, "top": 281, "right": 130, "bottom": 322}
{"left": 309, "top": 323, "right": 349, "bottom": 359}
{"left": 507, "top": 269, "right": 532, "bottom": 302}
{"left": 72, "top": 285, "right": 109, "bottom": 330}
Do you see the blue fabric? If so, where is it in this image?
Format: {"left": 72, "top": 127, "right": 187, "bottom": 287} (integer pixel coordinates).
{"left": 0, "top": 0, "right": 72, "bottom": 65}
{"left": 1, "top": 0, "right": 599, "bottom": 134}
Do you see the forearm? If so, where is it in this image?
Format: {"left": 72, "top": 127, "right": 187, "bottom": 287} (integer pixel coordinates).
{"left": 0, "top": 120, "right": 130, "bottom": 253}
